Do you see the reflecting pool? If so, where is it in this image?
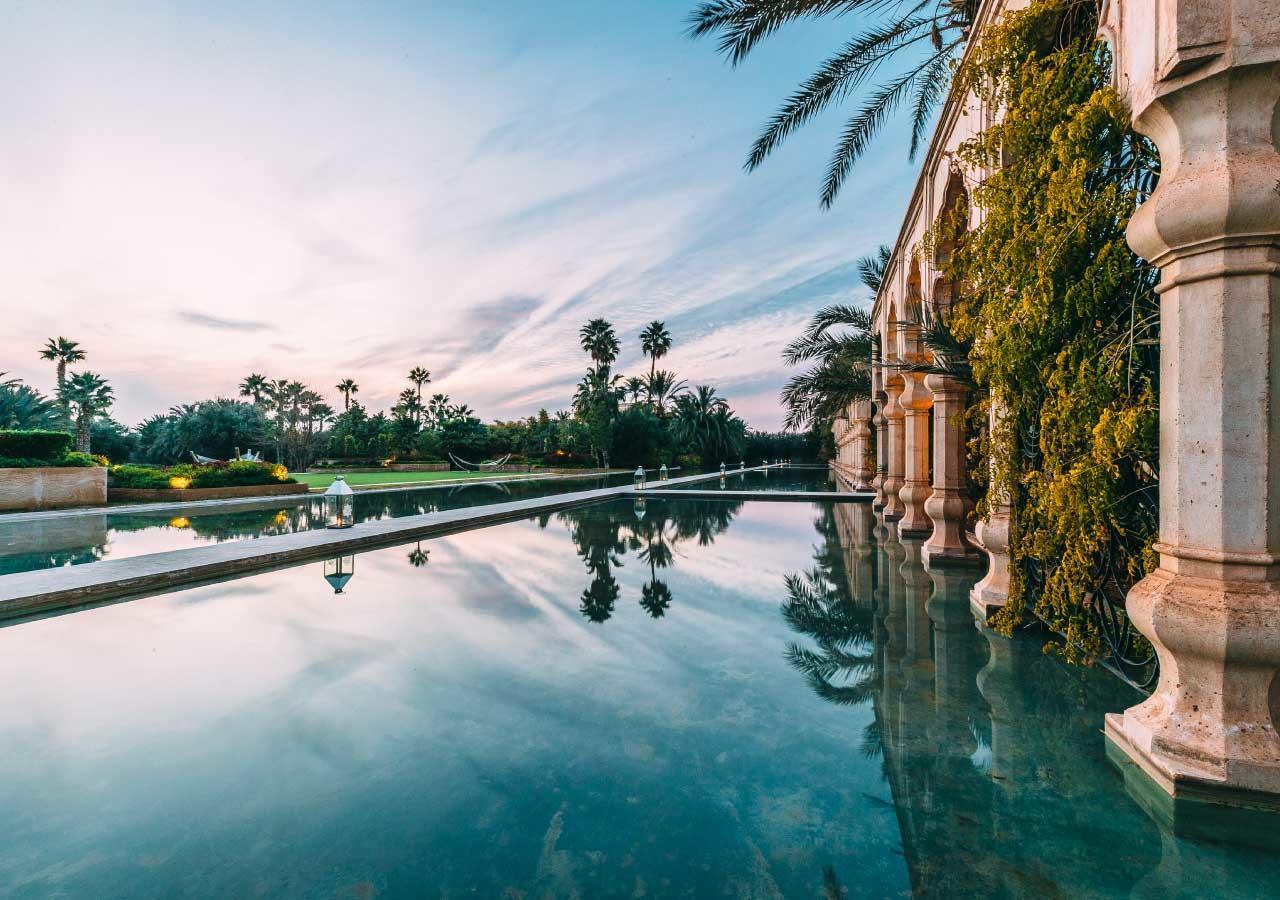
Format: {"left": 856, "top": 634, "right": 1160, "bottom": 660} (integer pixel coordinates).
{"left": 0, "top": 472, "right": 632, "bottom": 576}
{"left": 666, "top": 466, "right": 836, "bottom": 493}
{"left": 0, "top": 497, "right": 1275, "bottom": 898}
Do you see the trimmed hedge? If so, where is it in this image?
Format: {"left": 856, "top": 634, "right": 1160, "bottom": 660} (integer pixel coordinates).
{"left": 0, "top": 430, "right": 73, "bottom": 461}
{"left": 110, "top": 460, "right": 295, "bottom": 490}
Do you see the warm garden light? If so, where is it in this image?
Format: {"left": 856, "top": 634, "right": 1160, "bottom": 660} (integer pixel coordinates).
{"left": 271, "top": 464, "right": 288, "bottom": 481}
{"left": 633, "top": 466, "right": 646, "bottom": 489}
{"left": 323, "top": 555, "right": 356, "bottom": 594}
{"left": 168, "top": 476, "right": 191, "bottom": 490}
{"left": 659, "top": 463, "right": 668, "bottom": 481}
{"left": 324, "top": 475, "right": 355, "bottom": 528}
{"left": 718, "top": 462, "right": 725, "bottom": 477}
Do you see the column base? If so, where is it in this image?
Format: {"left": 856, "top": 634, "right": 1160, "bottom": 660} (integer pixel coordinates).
{"left": 969, "top": 585, "right": 1008, "bottom": 622}
{"left": 1108, "top": 567, "right": 1280, "bottom": 805}
{"left": 1105, "top": 719, "right": 1280, "bottom": 851}
{"left": 922, "top": 541, "right": 983, "bottom": 569}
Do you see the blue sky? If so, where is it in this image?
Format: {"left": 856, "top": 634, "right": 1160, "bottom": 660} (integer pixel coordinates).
{"left": 0, "top": 0, "right": 921, "bottom": 428}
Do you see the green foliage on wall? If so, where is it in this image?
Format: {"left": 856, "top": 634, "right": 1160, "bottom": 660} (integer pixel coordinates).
{"left": 949, "top": 0, "right": 1160, "bottom": 661}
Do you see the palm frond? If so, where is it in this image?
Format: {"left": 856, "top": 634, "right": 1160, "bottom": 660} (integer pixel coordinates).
{"left": 821, "top": 65, "right": 923, "bottom": 209}
{"left": 746, "top": 17, "right": 934, "bottom": 169}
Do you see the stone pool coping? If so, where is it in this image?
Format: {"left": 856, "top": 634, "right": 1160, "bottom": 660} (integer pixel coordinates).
{"left": 0, "top": 469, "right": 781, "bottom": 622}
{"left": 638, "top": 489, "right": 873, "bottom": 502}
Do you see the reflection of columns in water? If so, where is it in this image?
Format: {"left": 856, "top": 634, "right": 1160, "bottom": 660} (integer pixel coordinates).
{"left": 925, "top": 562, "right": 983, "bottom": 725}
{"left": 975, "top": 625, "right": 1016, "bottom": 785}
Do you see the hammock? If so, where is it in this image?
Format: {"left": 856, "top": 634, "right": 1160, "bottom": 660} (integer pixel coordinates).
{"left": 448, "top": 452, "right": 513, "bottom": 471}
{"left": 190, "top": 449, "right": 262, "bottom": 464}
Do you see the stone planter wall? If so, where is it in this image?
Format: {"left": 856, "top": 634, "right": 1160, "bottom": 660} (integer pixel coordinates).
{"left": 0, "top": 467, "right": 108, "bottom": 511}
{"left": 109, "top": 482, "right": 310, "bottom": 503}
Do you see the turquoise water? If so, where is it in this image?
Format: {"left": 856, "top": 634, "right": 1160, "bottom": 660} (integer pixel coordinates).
{"left": 665, "top": 466, "right": 836, "bottom": 492}
{"left": 0, "top": 473, "right": 632, "bottom": 576}
{"left": 0, "top": 498, "right": 1275, "bottom": 898}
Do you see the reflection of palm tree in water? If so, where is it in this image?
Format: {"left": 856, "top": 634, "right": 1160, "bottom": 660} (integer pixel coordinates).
{"left": 407, "top": 541, "right": 430, "bottom": 568}
{"left": 781, "top": 504, "right": 879, "bottom": 728}
{"left": 639, "top": 529, "right": 675, "bottom": 618}
{"left": 560, "top": 498, "right": 744, "bottom": 623}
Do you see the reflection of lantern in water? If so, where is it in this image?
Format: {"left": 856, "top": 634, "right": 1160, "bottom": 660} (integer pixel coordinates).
{"left": 324, "top": 476, "right": 354, "bottom": 528}
{"left": 659, "top": 463, "right": 668, "bottom": 482}
{"left": 719, "top": 476, "right": 726, "bottom": 490}
{"left": 633, "top": 466, "right": 647, "bottom": 489}
{"left": 272, "top": 510, "right": 289, "bottom": 528}
{"left": 324, "top": 555, "right": 356, "bottom": 594}
{"left": 633, "top": 496, "right": 647, "bottom": 521}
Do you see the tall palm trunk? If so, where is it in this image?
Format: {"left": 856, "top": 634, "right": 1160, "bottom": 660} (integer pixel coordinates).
{"left": 75, "top": 411, "right": 90, "bottom": 453}
{"left": 57, "top": 361, "right": 67, "bottom": 406}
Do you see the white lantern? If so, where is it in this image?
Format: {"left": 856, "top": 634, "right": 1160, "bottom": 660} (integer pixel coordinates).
{"left": 719, "top": 462, "right": 726, "bottom": 477}
{"left": 739, "top": 460, "right": 745, "bottom": 471}
{"left": 324, "top": 475, "right": 355, "bottom": 528}
{"left": 324, "top": 555, "right": 356, "bottom": 594}
{"left": 634, "top": 466, "right": 647, "bottom": 489}
{"left": 659, "top": 463, "right": 669, "bottom": 482}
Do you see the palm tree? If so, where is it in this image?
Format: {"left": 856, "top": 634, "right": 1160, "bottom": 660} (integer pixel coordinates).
{"left": 579, "top": 318, "right": 620, "bottom": 367}
{"left": 780, "top": 303, "right": 874, "bottom": 431}
{"left": 335, "top": 378, "right": 359, "bottom": 410}
{"left": 0, "top": 374, "right": 67, "bottom": 430}
{"left": 60, "top": 371, "right": 113, "bottom": 453}
{"left": 857, "top": 244, "right": 892, "bottom": 295}
{"left": 239, "top": 373, "right": 269, "bottom": 405}
{"left": 396, "top": 389, "right": 423, "bottom": 425}
{"left": 408, "top": 367, "right": 431, "bottom": 403}
{"left": 643, "top": 369, "right": 688, "bottom": 417}
{"left": 688, "top": 0, "right": 980, "bottom": 207}
{"left": 639, "top": 320, "right": 673, "bottom": 379}
{"left": 39, "top": 337, "right": 86, "bottom": 404}
{"left": 672, "top": 385, "right": 746, "bottom": 462}
{"left": 624, "top": 376, "right": 647, "bottom": 404}
{"left": 264, "top": 378, "right": 292, "bottom": 464}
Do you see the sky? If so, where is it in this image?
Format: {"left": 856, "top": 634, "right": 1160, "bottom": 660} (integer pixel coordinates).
{"left": 0, "top": 0, "right": 921, "bottom": 429}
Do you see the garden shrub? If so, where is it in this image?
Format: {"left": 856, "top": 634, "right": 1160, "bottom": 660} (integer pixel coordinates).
{"left": 110, "top": 461, "right": 294, "bottom": 489}
{"left": 0, "top": 429, "right": 73, "bottom": 461}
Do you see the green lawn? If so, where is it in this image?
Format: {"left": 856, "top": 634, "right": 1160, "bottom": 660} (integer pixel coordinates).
{"left": 292, "top": 470, "right": 538, "bottom": 490}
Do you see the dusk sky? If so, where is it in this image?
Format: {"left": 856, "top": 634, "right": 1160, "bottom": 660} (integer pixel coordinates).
{"left": 1, "top": 0, "right": 921, "bottom": 429}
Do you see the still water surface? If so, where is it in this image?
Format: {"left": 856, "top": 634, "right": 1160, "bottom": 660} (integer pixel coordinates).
{"left": 0, "top": 472, "right": 631, "bottom": 576}
{"left": 0, "top": 497, "right": 1275, "bottom": 898}
{"left": 666, "top": 466, "right": 836, "bottom": 493}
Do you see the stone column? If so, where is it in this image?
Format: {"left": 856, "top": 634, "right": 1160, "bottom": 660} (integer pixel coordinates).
{"left": 852, "top": 399, "right": 875, "bottom": 492}
{"left": 1103, "top": 0, "right": 1280, "bottom": 806}
{"left": 923, "top": 373, "right": 979, "bottom": 565}
{"left": 971, "top": 394, "right": 1013, "bottom": 619}
{"left": 897, "top": 371, "right": 934, "bottom": 535}
{"left": 882, "top": 377, "right": 906, "bottom": 519}
{"left": 872, "top": 390, "right": 889, "bottom": 509}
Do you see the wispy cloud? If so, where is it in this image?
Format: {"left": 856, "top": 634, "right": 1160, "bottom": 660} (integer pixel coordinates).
{"left": 176, "top": 311, "right": 277, "bottom": 333}
{"left": 0, "top": 1, "right": 918, "bottom": 428}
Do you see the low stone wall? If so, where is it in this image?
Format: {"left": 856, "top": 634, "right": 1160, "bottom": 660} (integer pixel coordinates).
{"left": 0, "top": 467, "right": 108, "bottom": 511}
{"left": 109, "top": 482, "right": 310, "bottom": 503}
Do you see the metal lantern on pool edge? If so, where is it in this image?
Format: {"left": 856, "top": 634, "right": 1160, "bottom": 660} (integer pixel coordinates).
{"left": 659, "top": 463, "right": 668, "bottom": 482}
{"left": 634, "top": 466, "right": 647, "bottom": 489}
{"left": 324, "top": 475, "right": 355, "bottom": 528}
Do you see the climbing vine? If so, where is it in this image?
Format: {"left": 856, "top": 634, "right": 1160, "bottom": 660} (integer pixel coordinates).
{"left": 947, "top": 0, "right": 1160, "bottom": 663}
